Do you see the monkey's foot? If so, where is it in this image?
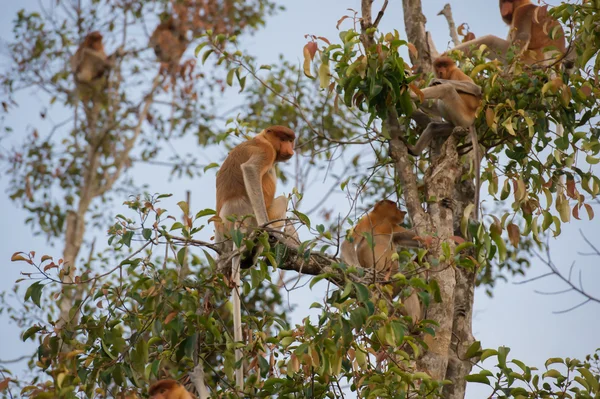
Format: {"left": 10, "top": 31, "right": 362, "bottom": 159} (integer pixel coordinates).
{"left": 440, "top": 197, "right": 456, "bottom": 211}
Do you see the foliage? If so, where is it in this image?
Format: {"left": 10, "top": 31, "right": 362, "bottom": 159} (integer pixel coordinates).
{"left": 466, "top": 346, "right": 600, "bottom": 398}
{"left": 1, "top": 0, "right": 600, "bottom": 398}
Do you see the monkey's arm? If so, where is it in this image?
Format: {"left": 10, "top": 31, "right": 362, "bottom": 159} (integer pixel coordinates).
{"left": 340, "top": 238, "right": 361, "bottom": 267}
{"left": 429, "top": 79, "right": 482, "bottom": 98}
{"left": 391, "top": 230, "right": 422, "bottom": 248}
{"left": 241, "top": 154, "right": 270, "bottom": 226}
{"left": 407, "top": 121, "right": 455, "bottom": 156}
{"left": 447, "top": 34, "right": 511, "bottom": 62}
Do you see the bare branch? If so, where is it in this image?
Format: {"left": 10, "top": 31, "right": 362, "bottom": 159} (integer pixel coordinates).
{"left": 373, "top": 0, "right": 389, "bottom": 29}
{"left": 437, "top": 4, "right": 460, "bottom": 47}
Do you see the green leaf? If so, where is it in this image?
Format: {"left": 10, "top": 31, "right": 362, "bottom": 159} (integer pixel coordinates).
{"left": 352, "top": 282, "right": 370, "bottom": 303}
{"left": 170, "top": 222, "right": 184, "bottom": 231}
{"left": 177, "top": 201, "right": 189, "bottom": 216}
{"left": 201, "top": 49, "right": 214, "bottom": 64}
{"left": 194, "top": 42, "right": 208, "bottom": 57}
{"left": 122, "top": 230, "right": 134, "bottom": 247}
{"left": 24, "top": 281, "right": 44, "bottom": 308}
{"left": 195, "top": 209, "right": 216, "bottom": 219}
{"left": 319, "top": 61, "right": 330, "bottom": 89}
{"left": 292, "top": 210, "right": 311, "bottom": 229}
{"left": 142, "top": 228, "right": 152, "bottom": 240}
{"left": 22, "top": 325, "right": 43, "bottom": 341}
{"left": 545, "top": 357, "right": 564, "bottom": 368}
{"left": 177, "top": 248, "right": 187, "bottom": 266}
{"left": 226, "top": 68, "right": 236, "bottom": 86}
{"left": 465, "top": 341, "right": 481, "bottom": 359}
{"left": 498, "top": 346, "right": 510, "bottom": 369}
{"left": 203, "top": 162, "right": 219, "bottom": 172}
{"left": 543, "top": 369, "right": 563, "bottom": 379}
{"left": 465, "top": 373, "right": 490, "bottom": 385}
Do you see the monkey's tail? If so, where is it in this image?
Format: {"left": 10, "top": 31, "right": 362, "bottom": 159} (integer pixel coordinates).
{"left": 470, "top": 125, "right": 480, "bottom": 220}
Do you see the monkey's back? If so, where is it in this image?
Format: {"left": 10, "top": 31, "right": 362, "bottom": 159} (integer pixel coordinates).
{"left": 513, "top": 4, "right": 566, "bottom": 59}
{"left": 215, "top": 138, "right": 276, "bottom": 215}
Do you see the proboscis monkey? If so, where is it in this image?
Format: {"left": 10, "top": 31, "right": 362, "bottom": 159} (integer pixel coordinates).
{"left": 408, "top": 56, "right": 482, "bottom": 219}
{"left": 149, "top": 16, "right": 189, "bottom": 73}
{"left": 341, "top": 200, "right": 422, "bottom": 321}
{"left": 214, "top": 125, "right": 295, "bottom": 389}
{"left": 148, "top": 379, "right": 193, "bottom": 399}
{"left": 70, "top": 31, "right": 112, "bottom": 102}
{"left": 448, "top": 0, "right": 566, "bottom": 66}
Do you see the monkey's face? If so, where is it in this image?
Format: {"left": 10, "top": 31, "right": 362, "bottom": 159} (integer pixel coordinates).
{"left": 434, "top": 66, "right": 447, "bottom": 79}
{"left": 373, "top": 200, "right": 406, "bottom": 224}
{"left": 86, "top": 31, "right": 104, "bottom": 51}
{"left": 265, "top": 127, "right": 295, "bottom": 162}
{"left": 276, "top": 136, "right": 295, "bottom": 161}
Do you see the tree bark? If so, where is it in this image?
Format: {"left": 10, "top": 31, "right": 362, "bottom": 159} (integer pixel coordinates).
{"left": 57, "top": 77, "right": 161, "bottom": 328}
{"left": 401, "top": 1, "right": 477, "bottom": 394}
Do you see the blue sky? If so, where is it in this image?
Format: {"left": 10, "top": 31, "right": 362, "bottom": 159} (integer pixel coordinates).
{"left": 0, "top": 1, "right": 598, "bottom": 398}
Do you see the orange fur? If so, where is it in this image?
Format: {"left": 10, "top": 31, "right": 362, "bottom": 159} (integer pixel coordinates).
{"left": 500, "top": 0, "right": 566, "bottom": 64}
{"left": 215, "top": 126, "right": 295, "bottom": 220}
{"left": 149, "top": 17, "right": 189, "bottom": 69}
{"left": 433, "top": 56, "right": 480, "bottom": 121}
{"left": 70, "top": 31, "right": 112, "bottom": 103}
{"left": 71, "top": 32, "right": 107, "bottom": 81}
{"left": 148, "top": 379, "right": 193, "bottom": 399}
{"left": 350, "top": 200, "right": 421, "bottom": 320}
{"left": 352, "top": 200, "right": 408, "bottom": 274}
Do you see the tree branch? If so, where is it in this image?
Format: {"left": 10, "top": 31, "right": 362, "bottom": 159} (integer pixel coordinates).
{"left": 438, "top": 4, "right": 460, "bottom": 47}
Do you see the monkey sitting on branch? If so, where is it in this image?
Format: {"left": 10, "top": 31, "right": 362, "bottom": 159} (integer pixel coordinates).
{"left": 407, "top": 56, "right": 483, "bottom": 219}
{"left": 341, "top": 200, "right": 423, "bottom": 321}
{"left": 149, "top": 16, "right": 189, "bottom": 75}
{"left": 213, "top": 125, "right": 296, "bottom": 390}
{"left": 70, "top": 31, "right": 116, "bottom": 104}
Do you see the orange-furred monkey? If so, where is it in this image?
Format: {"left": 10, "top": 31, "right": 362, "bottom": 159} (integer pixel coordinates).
{"left": 70, "top": 31, "right": 112, "bottom": 102}
{"left": 148, "top": 379, "right": 193, "bottom": 399}
{"left": 149, "top": 16, "right": 189, "bottom": 72}
{"left": 214, "top": 125, "right": 295, "bottom": 389}
{"left": 408, "top": 56, "right": 482, "bottom": 219}
{"left": 340, "top": 200, "right": 422, "bottom": 321}
{"left": 449, "top": 0, "right": 566, "bottom": 66}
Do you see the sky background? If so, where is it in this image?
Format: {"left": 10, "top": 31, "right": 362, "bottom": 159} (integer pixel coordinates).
{"left": 1, "top": 1, "right": 598, "bottom": 398}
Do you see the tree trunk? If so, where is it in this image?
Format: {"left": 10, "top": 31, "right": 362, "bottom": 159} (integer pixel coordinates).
{"left": 400, "top": 1, "right": 477, "bottom": 395}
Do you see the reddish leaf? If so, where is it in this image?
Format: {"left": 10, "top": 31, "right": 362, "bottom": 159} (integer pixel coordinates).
{"left": 566, "top": 176, "right": 577, "bottom": 199}
{"left": 573, "top": 203, "right": 583, "bottom": 220}
{"left": 164, "top": 311, "right": 178, "bottom": 325}
{"left": 317, "top": 36, "right": 331, "bottom": 45}
{"left": 304, "top": 42, "right": 318, "bottom": 61}
{"left": 0, "top": 378, "right": 10, "bottom": 392}
{"left": 463, "top": 32, "right": 476, "bottom": 41}
{"left": 581, "top": 85, "right": 592, "bottom": 98}
{"left": 407, "top": 43, "right": 418, "bottom": 58}
{"left": 336, "top": 15, "right": 350, "bottom": 30}
{"left": 409, "top": 84, "right": 424, "bottom": 102}
{"left": 11, "top": 252, "right": 32, "bottom": 264}
{"left": 507, "top": 223, "right": 520, "bottom": 247}
{"left": 43, "top": 262, "right": 58, "bottom": 272}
